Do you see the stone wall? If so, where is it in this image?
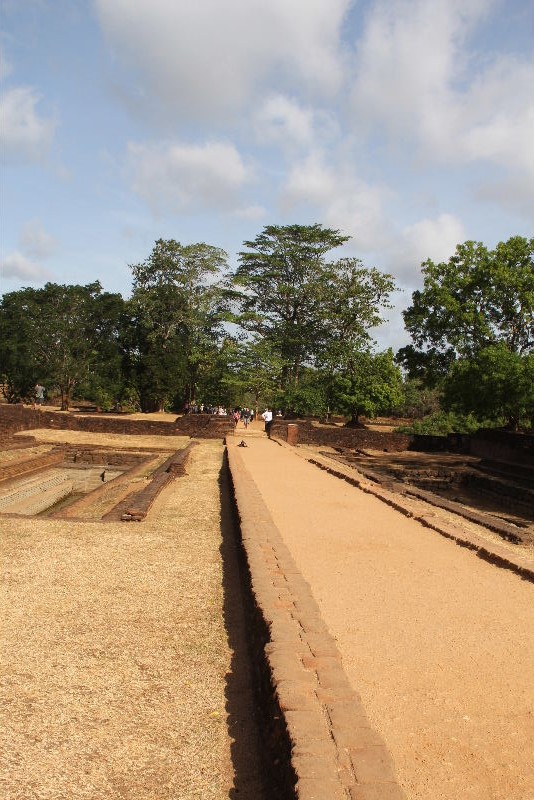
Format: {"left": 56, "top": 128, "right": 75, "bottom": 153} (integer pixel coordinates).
{"left": 271, "top": 420, "right": 534, "bottom": 468}
{"left": 0, "top": 405, "right": 233, "bottom": 441}
{"left": 271, "top": 419, "right": 411, "bottom": 452}
{"left": 470, "top": 429, "right": 534, "bottom": 465}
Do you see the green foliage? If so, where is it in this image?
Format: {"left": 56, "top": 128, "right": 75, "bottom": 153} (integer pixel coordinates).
{"left": 330, "top": 349, "right": 404, "bottom": 424}
{"left": 401, "top": 237, "right": 534, "bottom": 363}
{"left": 443, "top": 345, "right": 534, "bottom": 429}
{"left": 393, "top": 378, "right": 441, "bottom": 419}
{"left": 0, "top": 282, "right": 125, "bottom": 409}
{"left": 275, "top": 371, "right": 329, "bottom": 418}
{"left": 233, "top": 223, "right": 350, "bottom": 389}
{"left": 129, "top": 238, "right": 229, "bottom": 411}
{"left": 232, "top": 224, "right": 398, "bottom": 413}
{"left": 0, "top": 289, "right": 36, "bottom": 401}
{"left": 220, "top": 336, "right": 284, "bottom": 410}
{"left": 400, "top": 235, "right": 534, "bottom": 426}
{"left": 396, "top": 411, "right": 498, "bottom": 436}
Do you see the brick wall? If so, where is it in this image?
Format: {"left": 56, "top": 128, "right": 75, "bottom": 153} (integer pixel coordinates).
{"left": 0, "top": 405, "right": 234, "bottom": 441}
{"left": 470, "top": 429, "right": 534, "bottom": 465}
{"left": 271, "top": 419, "right": 411, "bottom": 452}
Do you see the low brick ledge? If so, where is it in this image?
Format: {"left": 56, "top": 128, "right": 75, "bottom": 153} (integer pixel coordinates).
{"left": 0, "top": 449, "right": 66, "bottom": 484}
{"left": 227, "top": 444, "right": 406, "bottom": 800}
{"left": 104, "top": 441, "right": 198, "bottom": 521}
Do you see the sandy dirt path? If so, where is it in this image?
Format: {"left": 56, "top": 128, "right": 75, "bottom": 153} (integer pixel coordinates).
{"left": 0, "top": 439, "right": 266, "bottom": 800}
{"left": 228, "top": 436, "right": 534, "bottom": 800}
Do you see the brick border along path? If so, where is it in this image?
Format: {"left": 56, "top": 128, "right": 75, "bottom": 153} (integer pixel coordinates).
{"left": 227, "top": 443, "right": 405, "bottom": 800}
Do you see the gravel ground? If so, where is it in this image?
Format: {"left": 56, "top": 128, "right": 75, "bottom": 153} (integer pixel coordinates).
{"left": 0, "top": 438, "right": 249, "bottom": 800}
{"left": 14, "top": 428, "right": 189, "bottom": 451}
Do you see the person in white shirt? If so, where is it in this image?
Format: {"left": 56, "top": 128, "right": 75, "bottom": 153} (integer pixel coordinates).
{"left": 261, "top": 408, "right": 273, "bottom": 438}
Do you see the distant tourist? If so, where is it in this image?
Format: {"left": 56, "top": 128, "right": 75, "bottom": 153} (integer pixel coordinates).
{"left": 33, "top": 383, "right": 45, "bottom": 409}
{"left": 262, "top": 407, "right": 273, "bottom": 438}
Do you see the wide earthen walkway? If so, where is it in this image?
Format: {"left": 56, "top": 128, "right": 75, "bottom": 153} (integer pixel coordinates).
{"left": 227, "top": 432, "right": 534, "bottom": 800}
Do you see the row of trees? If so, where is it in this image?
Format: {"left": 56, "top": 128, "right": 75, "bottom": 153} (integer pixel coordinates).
{"left": 1, "top": 226, "right": 532, "bottom": 430}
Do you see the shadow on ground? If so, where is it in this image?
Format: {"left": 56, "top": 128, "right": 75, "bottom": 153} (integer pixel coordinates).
{"left": 218, "top": 457, "right": 295, "bottom": 800}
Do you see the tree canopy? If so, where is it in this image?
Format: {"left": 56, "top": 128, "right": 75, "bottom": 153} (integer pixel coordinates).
{"left": 400, "top": 236, "right": 533, "bottom": 366}
{"left": 128, "top": 238, "right": 229, "bottom": 411}
{"left": 399, "top": 236, "right": 534, "bottom": 427}
{"left": 0, "top": 282, "right": 124, "bottom": 409}
{"left": 231, "top": 224, "right": 397, "bottom": 413}
{"left": 3, "top": 228, "right": 530, "bottom": 430}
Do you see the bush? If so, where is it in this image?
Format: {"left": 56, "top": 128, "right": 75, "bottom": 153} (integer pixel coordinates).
{"left": 395, "top": 411, "right": 501, "bottom": 436}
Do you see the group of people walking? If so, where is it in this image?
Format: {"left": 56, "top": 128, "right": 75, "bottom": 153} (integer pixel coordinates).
{"left": 232, "top": 407, "right": 254, "bottom": 427}
{"left": 231, "top": 406, "right": 274, "bottom": 437}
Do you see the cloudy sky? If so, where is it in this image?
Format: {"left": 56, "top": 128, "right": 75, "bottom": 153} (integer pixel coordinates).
{"left": 1, "top": 0, "right": 533, "bottom": 347}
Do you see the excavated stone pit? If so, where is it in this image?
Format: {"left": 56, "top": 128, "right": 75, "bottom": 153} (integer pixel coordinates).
{"left": 321, "top": 448, "right": 534, "bottom": 544}
{"left": 0, "top": 445, "right": 186, "bottom": 521}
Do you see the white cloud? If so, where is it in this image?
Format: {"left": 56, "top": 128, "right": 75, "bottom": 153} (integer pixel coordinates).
{"left": 254, "top": 95, "right": 315, "bottom": 148}
{"left": 95, "top": 0, "right": 350, "bottom": 125}
{"left": 351, "top": 0, "right": 488, "bottom": 140}
{"left": 351, "top": 0, "right": 534, "bottom": 185}
{"left": 232, "top": 205, "right": 266, "bottom": 221}
{"left": 0, "top": 251, "right": 52, "bottom": 281}
{"left": 398, "top": 213, "right": 466, "bottom": 277}
{"left": 474, "top": 174, "right": 534, "bottom": 221}
{"left": 1, "top": 219, "right": 58, "bottom": 283}
{"left": 459, "top": 58, "right": 534, "bottom": 176}
{"left": 0, "top": 86, "right": 56, "bottom": 163}
{"left": 19, "top": 219, "right": 58, "bottom": 259}
{"left": 127, "top": 140, "right": 252, "bottom": 214}
{"left": 281, "top": 151, "right": 391, "bottom": 250}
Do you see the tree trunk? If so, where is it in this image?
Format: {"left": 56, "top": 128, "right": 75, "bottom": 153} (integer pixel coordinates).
{"left": 345, "top": 410, "right": 364, "bottom": 428}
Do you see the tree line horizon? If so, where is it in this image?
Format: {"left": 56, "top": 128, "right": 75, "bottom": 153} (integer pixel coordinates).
{"left": 1, "top": 224, "right": 533, "bottom": 432}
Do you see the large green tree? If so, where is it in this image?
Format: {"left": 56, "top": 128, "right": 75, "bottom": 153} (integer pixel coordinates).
{"left": 0, "top": 291, "right": 36, "bottom": 402}
{"left": 443, "top": 345, "right": 534, "bottom": 429}
{"left": 232, "top": 224, "right": 350, "bottom": 389}
{"left": 399, "top": 236, "right": 534, "bottom": 370}
{"left": 317, "top": 259, "right": 398, "bottom": 420}
{"left": 0, "top": 282, "right": 124, "bottom": 409}
{"left": 129, "top": 239, "right": 229, "bottom": 411}
{"left": 330, "top": 348, "right": 403, "bottom": 426}
{"left": 220, "top": 336, "right": 284, "bottom": 413}
{"left": 399, "top": 236, "right": 534, "bottom": 427}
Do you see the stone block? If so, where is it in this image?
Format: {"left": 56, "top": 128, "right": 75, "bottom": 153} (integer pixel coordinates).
{"left": 302, "top": 654, "right": 342, "bottom": 671}
{"left": 292, "top": 752, "right": 340, "bottom": 782}
{"left": 275, "top": 680, "right": 318, "bottom": 712}
{"left": 349, "top": 745, "right": 397, "bottom": 784}
{"left": 316, "top": 664, "right": 353, "bottom": 692}
{"left": 349, "top": 783, "right": 406, "bottom": 800}
{"left": 285, "top": 708, "right": 330, "bottom": 744}
{"left": 296, "top": 777, "right": 347, "bottom": 799}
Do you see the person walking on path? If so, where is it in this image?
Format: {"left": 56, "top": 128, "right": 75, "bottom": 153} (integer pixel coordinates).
{"left": 261, "top": 407, "right": 273, "bottom": 438}
{"left": 33, "top": 383, "right": 45, "bottom": 409}
{"left": 242, "top": 408, "right": 250, "bottom": 428}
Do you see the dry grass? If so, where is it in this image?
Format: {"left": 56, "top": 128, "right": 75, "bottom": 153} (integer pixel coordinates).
{"left": 0, "top": 439, "right": 235, "bottom": 799}
{"left": 15, "top": 428, "right": 189, "bottom": 451}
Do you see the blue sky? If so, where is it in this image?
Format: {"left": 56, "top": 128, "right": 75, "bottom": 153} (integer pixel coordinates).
{"left": 1, "top": 0, "right": 533, "bottom": 348}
